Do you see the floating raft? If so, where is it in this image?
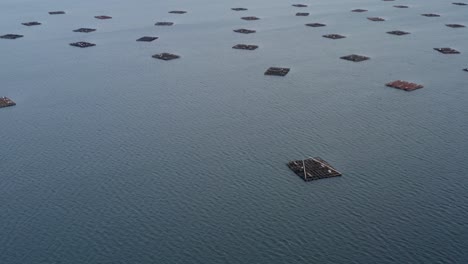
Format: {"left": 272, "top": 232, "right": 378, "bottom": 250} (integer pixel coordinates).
{"left": 434, "top": 47, "right": 460, "bottom": 54}
{"left": 241, "top": 16, "right": 260, "bottom": 21}
{"left": 387, "top": 30, "right": 410, "bottom": 36}
{"left": 386, "top": 80, "right": 423, "bottom": 91}
{"left": 296, "top": 12, "right": 309, "bottom": 16}
{"left": 0, "top": 97, "right": 16, "bottom": 108}
{"left": 446, "top": 24, "right": 465, "bottom": 28}
{"left": 73, "top": 28, "right": 96, "bottom": 33}
{"left": 233, "top": 28, "right": 256, "bottom": 34}
{"left": 137, "top": 36, "right": 158, "bottom": 42}
{"left": 70, "top": 42, "right": 96, "bottom": 48}
{"left": 453, "top": 2, "right": 467, "bottom": 5}
{"left": 265, "top": 67, "right": 290, "bottom": 76}
{"left": 463, "top": 68, "right": 468, "bottom": 72}
{"left": 323, "top": 34, "right": 346, "bottom": 39}
{"left": 155, "top": 22, "right": 174, "bottom": 26}
{"left": 422, "top": 13, "right": 440, "bottom": 17}
{"left": 292, "top": 4, "right": 308, "bottom": 7}
{"left": 22, "top": 21, "right": 41, "bottom": 26}
{"left": 394, "top": 5, "right": 409, "bottom": 8}
{"left": 169, "top": 11, "right": 187, "bottom": 14}
{"left": 306, "top": 23, "right": 326, "bottom": 27}
{"left": 232, "top": 8, "right": 248, "bottom": 11}
{"left": 152, "top": 53, "right": 180, "bottom": 61}
{"left": 232, "top": 44, "right": 258, "bottom": 50}
{"left": 0, "top": 34, "right": 23, "bottom": 39}
{"left": 352, "top": 9, "right": 368, "bottom": 12}
{"left": 287, "top": 157, "right": 342, "bottom": 181}
{"left": 368, "top": 17, "right": 385, "bottom": 21}
{"left": 95, "top": 15, "right": 112, "bottom": 19}
{"left": 340, "top": 54, "right": 370, "bottom": 62}
{"left": 49, "top": 11, "right": 65, "bottom": 15}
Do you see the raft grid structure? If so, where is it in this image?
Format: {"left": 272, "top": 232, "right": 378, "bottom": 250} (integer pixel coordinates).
{"left": 265, "top": 67, "right": 290, "bottom": 76}
{"left": 434, "top": 48, "right": 460, "bottom": 54}
{"left": 323, "top": 34, "right": 346, "bottom": 39}
{"left": 340, "top": 54, "right": 370, "bottom": 62}
{"left": 386, "top": 80, "right": 423, "bottom": 91}
{"left": 137, "top": 36, "right": 158, "bottom": 42}
{"left": 287, "top": 157, "right": 342, "bottom": 182}
{"left": 70, "top": 42, "right": 96, "bottom": 48}
{"left": 152, "top": 53, "right": 180, "bottom": 61}
{"left": 233, "top": 29, "right": 256, "bottom": 34}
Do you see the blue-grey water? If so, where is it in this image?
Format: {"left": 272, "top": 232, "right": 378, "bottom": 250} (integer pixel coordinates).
{"left": 1, "top": 0, "right": 468, "bottom": 263}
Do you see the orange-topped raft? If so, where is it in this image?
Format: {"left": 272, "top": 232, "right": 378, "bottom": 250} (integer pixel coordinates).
{"left": 386, "top": 80, "right": 423, "bottom": 91}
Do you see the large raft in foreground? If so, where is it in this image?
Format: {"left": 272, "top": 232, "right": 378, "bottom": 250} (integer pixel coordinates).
{"left": 287, "top": 157, "right": 342, "bottom": 181}
{"left": 0, "top": 97, "right": 16, "bottom": 108}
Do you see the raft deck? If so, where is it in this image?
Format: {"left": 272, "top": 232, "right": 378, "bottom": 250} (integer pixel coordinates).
{"left": 287, "top": 157, "right": 342, "bottom": 181}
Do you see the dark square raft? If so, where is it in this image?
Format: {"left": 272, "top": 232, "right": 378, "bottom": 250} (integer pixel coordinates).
{"left": 232, "top": 8, "right": 248, "bottom": 11}
{"left": 446, "top": 24, "right": 465, "bottom": 28}
{"left": 0, "top": 34, "right": 23, "bottom": 39}
{"left": 137, "top": 36, "right": 158, "bottom": 42}
{"left": 340, "top": 54, "right": 370, "bottom": 62}
{"left": 73, "top": 28, "right": 96, "bottom": 33}
{"left": 22, "top": 21, "right": 41, "bottom": 26}
{"left": 95, "top": 15, "right": 112, "bottom": 19}
{"left": 265, "top": 67, "right": 290, "bottom": 76}
{"left": 292, "top": 4, "right": 308, "bottom": 7}
{"left": 152, "top": 53, "right": 180, "bottom": 61}
{"left": 422, "top": 13, "right": 440, "bottom": 17}
{"left": 70, "top": 42, "right": 96, "bottom": 48}
{"left": 323, "top": 34, "right": 346, "bottom": 39}
{"left": 387, "top": 30, "right": 410, "bottom": 35}
{"left": 233, "top": 29, "right": 256, "bottom": 34}
{"left": 453, "top": 2, "right": 467, "bottom": 5}
{"left": 434, "top": 48, "right": 460, "bottom": 54}
{"left": 296, "top": 13, "right": 310, "bottom": 16}
{"left": 386, "top": 80, "right": 423, "bottom": 91}
{"left": 49, "top": 11, "right": 65, "bottom": 15}
{"left": 287, "top": 157, "right": 342, "bottom": 182}
{"left": 0, "top": 97, "right": 16, "bottom": 108}
{"left": 368, "top": 17, "right": 385, "bottom": 21}
{"left": 232, "top": 44, "right": 258, "bottom": 50}
{"left": 306, "top": 23, "right": 326, "bottom": 27}
{"left": 352, "top": 9, "right": 368, "bottom": 12}
{"left": 394, "top": 5, "right": 409, "bottom": 8}
{"left": 241, "top": 16, "right": 260, "bottom": 21}
{"left": 155, "top": 22, "right": 174, "bottom": 26}
{"left": 169, "top": 11, "right": 187, "bottom": 14}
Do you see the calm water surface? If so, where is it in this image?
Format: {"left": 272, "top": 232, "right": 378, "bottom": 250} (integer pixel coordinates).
{"left": 1, "top": 0, "right": 467, "bottom": 263}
